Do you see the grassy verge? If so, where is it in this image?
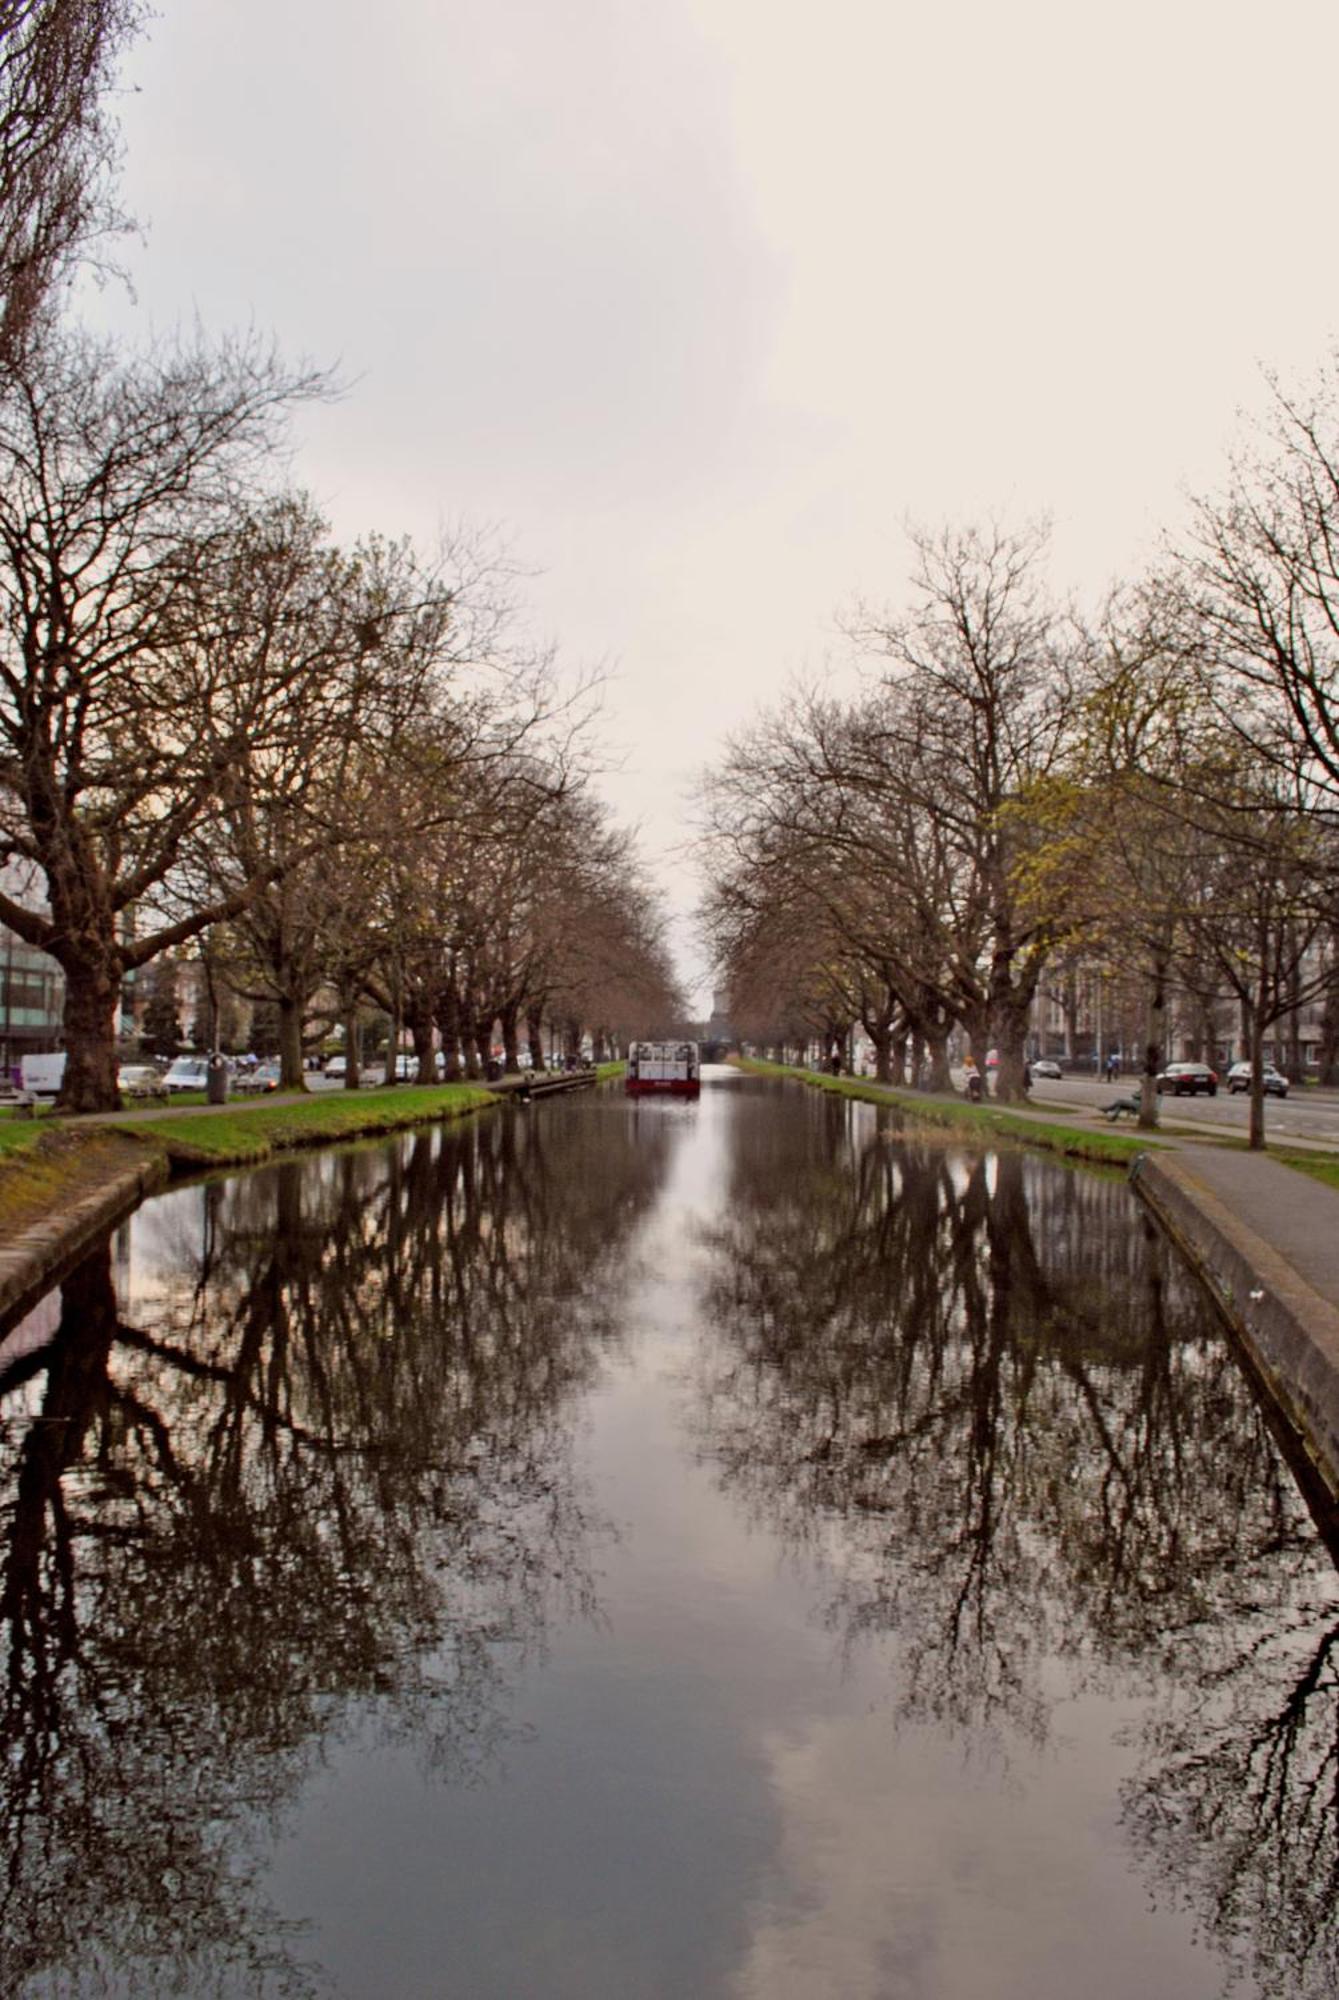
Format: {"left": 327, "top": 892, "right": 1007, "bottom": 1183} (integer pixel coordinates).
{"left": 0, "top": 1125, "right": 160, "bottom": 1240}
{"left": 0, "top": 1084, "right": 499, "bottom": 1247}
{"left": 123, "top": 1083, "right": 498, "bottom": 1168}
{"left": 733, "top": 1058, "right": 1158, "bottom": 1167}
{"left": 1269, "top": 1149, "right": 1339, "bottom": 1192}
{"left": 0, "top": 1117, "right": 50, "bottom": 1156}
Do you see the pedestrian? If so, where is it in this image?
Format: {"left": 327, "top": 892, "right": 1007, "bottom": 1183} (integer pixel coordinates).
{"left": 1106, "top": 1050, "right": 1119, "bottom": 1082}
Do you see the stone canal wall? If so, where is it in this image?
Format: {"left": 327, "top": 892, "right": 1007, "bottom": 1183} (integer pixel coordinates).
{"left": 0, "top": 1152, "right": 167, "bottom": 1328}
{"left": 1131, "top": 1151, "right": 1339, "bottom": 1508}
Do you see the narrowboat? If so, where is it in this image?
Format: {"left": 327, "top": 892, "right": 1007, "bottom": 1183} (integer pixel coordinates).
{"left": 625, "top": 1040, "right": 701, "bottom": 1096}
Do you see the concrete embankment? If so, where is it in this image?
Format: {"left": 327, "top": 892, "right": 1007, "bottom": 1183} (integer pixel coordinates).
{"left": 0, "top": 1145, "right": 167, "bottom": 1326}
{"left": 1132, "top": 1148, "right": 1339, "bottom": 1518}
{"left": 0, "top": 1070, "right": 615, "bottom": 1337}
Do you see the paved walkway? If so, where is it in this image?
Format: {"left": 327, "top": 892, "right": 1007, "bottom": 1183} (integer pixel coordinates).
{"left": 1168, "top": 1144, "right": 1339, "bottom": 1306}
{"left": 1130, "top": 1146, "right": 1339, "bottom": 1521}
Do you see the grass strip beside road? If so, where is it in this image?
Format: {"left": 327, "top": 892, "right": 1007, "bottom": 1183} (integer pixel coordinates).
{"left": 0, "top": 1084, "right": 499, "bottom": 1247}
{"left": 1269, "top": 1149, "right": 1339, "bottom": 1192}
{"left": 124, "top": 1083, "right": 499, "bottom": 1167}
{"left": 734, "top": 1058, "right": 1157, "bottom": 1166}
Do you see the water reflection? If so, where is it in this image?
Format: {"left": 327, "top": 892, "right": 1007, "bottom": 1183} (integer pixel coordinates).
{"left": 0, "top": 1108, "right": 672, "bottom": 1998}
{"left": 695, "top": 1091, "right": 1339, "bottom": 1998}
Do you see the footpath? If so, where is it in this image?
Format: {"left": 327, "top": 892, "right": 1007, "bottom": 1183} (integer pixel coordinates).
{"left": 1130, "top": 1144, "right": 1339, "bottom": 1531}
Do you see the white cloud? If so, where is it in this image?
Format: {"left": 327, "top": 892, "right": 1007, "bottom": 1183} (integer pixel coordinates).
{"left": 84, "top": 0, "right": 1339, "bottom": 1005}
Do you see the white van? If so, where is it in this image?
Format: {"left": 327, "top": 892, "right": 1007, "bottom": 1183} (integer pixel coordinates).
{"left": 19, "top": 1051, "right": 65, "bottom": 1099}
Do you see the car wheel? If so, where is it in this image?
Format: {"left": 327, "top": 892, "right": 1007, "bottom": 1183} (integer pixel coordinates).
{"left": 1208, "top": 1083, "right": 1217, "bottom": 1095}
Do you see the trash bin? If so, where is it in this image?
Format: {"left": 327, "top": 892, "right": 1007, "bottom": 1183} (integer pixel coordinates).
{"left": 206, "top": 1053, "right": 229, "bottom": 1104}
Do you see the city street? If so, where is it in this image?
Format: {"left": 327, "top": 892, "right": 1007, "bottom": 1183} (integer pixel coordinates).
{"left": 1025, "top": 1072, "right": 1339, "bottom": 1147}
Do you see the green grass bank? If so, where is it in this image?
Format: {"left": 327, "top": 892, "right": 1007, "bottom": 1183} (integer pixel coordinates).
{"left": 0, "top": 1066, "right": 626, "bottom": 1261}
{"left": 0, "top": 1083, "right": 495, "bottom": 1250}
{"left": 732, "top": 1057, "right": 1159, "bottom": 1167}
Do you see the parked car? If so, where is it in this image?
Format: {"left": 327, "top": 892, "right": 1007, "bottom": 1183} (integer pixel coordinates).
{"left": 1156, "top": 1062, "right": 1218, "bottom": 1097}
{"left": 1030, "top": 1058, "right": 1063, "bottom": 1081}
{"left": 324, "top": 1055, "right": 347, "bottom": 1079}
{"left": 235, "top": 1058, "right": 282, "bottom": 1092}
{"left": 164, "top": 1056, "right": 210, "bottom": 1093}
{"left": 1226, "top": 1061, "right": 1289, "bottom": 1098}
{"left": 117, "top": 1063, "right": 167, "bottom": 1101}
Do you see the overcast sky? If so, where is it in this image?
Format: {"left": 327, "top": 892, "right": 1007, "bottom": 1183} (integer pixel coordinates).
{"left": 85, "top": 0, "right": 1339, "bottom": 1008}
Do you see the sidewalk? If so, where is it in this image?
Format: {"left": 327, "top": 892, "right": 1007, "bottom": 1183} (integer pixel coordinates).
{"left": 1131, "top": 1144, "right": 1339, "bottom": 1525}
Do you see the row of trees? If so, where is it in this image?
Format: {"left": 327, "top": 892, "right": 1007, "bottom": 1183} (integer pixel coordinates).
{"left": 0, "top": 6, "right": 680, "bottom": 1111}
{"left": 699, "top": 366, "right": 1339, "bottom": 1146}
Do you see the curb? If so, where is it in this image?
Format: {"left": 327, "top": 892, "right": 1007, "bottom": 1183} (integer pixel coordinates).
{"left": 0, "top": 1154, "right": 169, "bottom": 1330}
{"left": 1131, "top": 1151, "right": 1339, "bottom": 1511}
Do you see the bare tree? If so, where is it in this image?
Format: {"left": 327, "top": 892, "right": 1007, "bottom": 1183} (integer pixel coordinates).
{"left": 0, "top": 0, "right": 141, "bottom": 367}
{"left": 1177, "top": 358, "right": 1339, "bottom": 811}
{"left": 0, "top": 330, "right": 324, "bottom": 1110}
{"left": 846, "top": 520, "right": 1076, "bottom": 1100}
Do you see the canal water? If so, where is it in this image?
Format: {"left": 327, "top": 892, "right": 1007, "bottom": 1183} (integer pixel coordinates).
{"left": 1, "top": 1074, "right": 1336, "bottom": 1999}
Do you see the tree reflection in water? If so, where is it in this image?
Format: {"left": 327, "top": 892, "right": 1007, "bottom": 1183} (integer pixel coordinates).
{"left": 0, "top": 1106, "right": 669, "bottom": 1998}
{"left": 694, "top": 1090, "right": 1339, "bottom": 1999}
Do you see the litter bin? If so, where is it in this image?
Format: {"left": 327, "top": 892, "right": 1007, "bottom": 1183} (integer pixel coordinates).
{"left": 206, "top": 1053, "right": 229, "bottom": 1105}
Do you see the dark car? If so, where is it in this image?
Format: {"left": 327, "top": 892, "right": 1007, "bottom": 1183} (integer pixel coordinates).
{"left": 1156, "top": 1062, "right": 1218, "bottom": 1097}
{"left": 1226, "top": 1061, "right": 1289, "bottom": 1098}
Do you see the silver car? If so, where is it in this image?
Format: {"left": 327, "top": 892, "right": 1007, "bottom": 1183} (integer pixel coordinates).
{"left": 163, "top": 1056, "right": 210, "bottom": 1093}
{"left": 1226, "top": 1061, "right": 1288, "bottom": 1098}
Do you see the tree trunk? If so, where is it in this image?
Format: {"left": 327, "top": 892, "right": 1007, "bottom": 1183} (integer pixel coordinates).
{"left": 988, "top": 945, "right": 1033, "bottom": 1104}
{"left": 434, "top": 987, "right": 463, "bottom": 1083}
{"left": 991, "top": 1002, "right": 1031, "bottom": 1103}
{"left": 1247, "top": 995, "right": 1267, "bottom": 1153}
{"left": 408, "top": 1002, "right": 435, "bottom": 1085}
{"left": 526, "top": 1005, "right": 544, "bottom": 1072}
{"left": 343, "top": 1004, "right": 362, "bottom": 1091}
{"left": 501, "top": 1005, "right": 521, "bottom": 1073}
{"left": 925, "top": 1029, "right": 952, "bottom": 1093}
{"left": 278, "top": 994, "right": 305, "bottom": 1090}
{"left": 57, "top": 956, "right": 121, "bottom": 1113}
{"left": 474, "top": 1020, "right": 494, "bottom": 1073}
{"left": 1140, "top": 951, "right": 1167, "bottom": 1131}
{"left": 387, "top": 971, "right": 403, "bottom": 1086}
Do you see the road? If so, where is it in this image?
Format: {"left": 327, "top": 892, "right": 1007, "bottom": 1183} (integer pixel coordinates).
{"left": 1023, "top": 1072, "right": 1339, "bottom": 1147}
